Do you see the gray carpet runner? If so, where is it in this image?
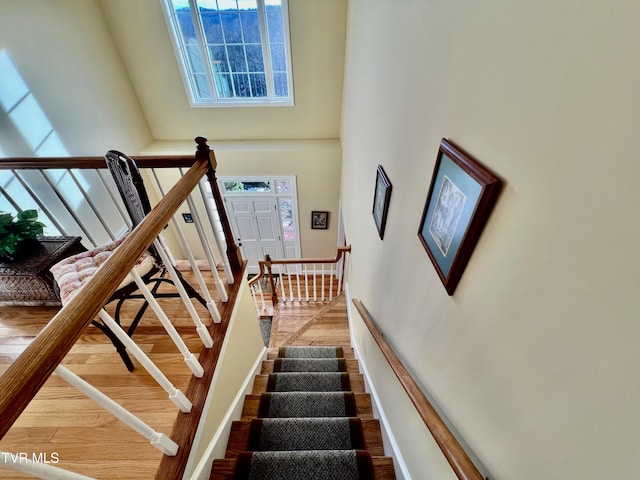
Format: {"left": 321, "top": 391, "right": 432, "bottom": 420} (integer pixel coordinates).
{"left": 278, "top": 346, "right": 343, "bottom": 358}
{"left": 273, "top": 358, "right": 347, "bottom": 372}
{"left": 258, "top": 391, "right": 357, "bottom": 418}
{"left": 247, "top": 418, "right": 365, "bottom": 451}
{"left": 266, "top": 372, "right": 351, "bottom": 392}
{"left": 234, "top": 450, "right": 373, "bottom": 480}
{"left": 234, "top": 346, "right": 372, "bottom": 480}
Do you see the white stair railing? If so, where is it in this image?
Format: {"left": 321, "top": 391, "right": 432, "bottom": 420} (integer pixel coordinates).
{"left": 248, "top": 246, "right": 351, "bottom": 312}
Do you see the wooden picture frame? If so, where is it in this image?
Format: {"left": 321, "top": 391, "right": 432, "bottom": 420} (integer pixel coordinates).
{"left": 418, "top": 139, "right": 502, "bottom": 295}
{"left": 372, "top": 165, "right": 392, "bottom": 239}
{"left": 311, "top": 210, "right": 329, "bottom": 229}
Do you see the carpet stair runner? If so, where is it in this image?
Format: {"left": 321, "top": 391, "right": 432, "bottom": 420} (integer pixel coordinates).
{"left": 210, "top": 346, "right": 396, "bottom": 479}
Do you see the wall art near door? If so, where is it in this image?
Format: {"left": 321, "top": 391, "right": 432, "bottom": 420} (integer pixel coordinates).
{"left": 372, "top": 165, "right": 392, "bottom": 239}
{"left": 311, "top": 211, "right": 329, "bottom": 229}
{"left": 418, "top": 138, "right": 502, "bottom": 295}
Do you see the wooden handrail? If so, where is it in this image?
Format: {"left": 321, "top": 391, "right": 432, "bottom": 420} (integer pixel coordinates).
{"left": 0, "top": 158, "right": 210, "bottom": 440}
{"left": 248, "top": 246, "right": 352, "bottom": 287}
{"left": 0, "top": 155, "right": 196, "bottom": 170}
{"left": 352, "top": 299, "right": 484, "bottom": 480}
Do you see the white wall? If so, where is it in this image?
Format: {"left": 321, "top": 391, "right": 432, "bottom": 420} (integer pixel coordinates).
{"left": 99, "top": 0, "right": 347, "bottom": 141}
{"left": 341, "top": 1, "right": 640, "bottom": 479}
{"left": 0, "top": 0, "right": 152, "bottom": 155}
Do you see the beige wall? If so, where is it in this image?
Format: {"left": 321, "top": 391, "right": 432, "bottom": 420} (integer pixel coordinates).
{"left": 341, "top": 0, "right": 640, "bottom": 478}
{"left": 99, "top": 0, "right": 347, "bottom": 141}
{"left": 0, "top": 0, "right": 152, "bottom": 155}
{"left": 142, "top": 139, "right": 342, "bottom": 258}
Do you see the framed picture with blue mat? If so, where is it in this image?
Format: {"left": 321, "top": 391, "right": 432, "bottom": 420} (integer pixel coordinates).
{"left": 418, "top": 138, "right": 502, "bottom": 295}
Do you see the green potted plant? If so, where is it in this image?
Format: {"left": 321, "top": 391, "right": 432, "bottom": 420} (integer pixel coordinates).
{"left": 0, "top": 210, "right": 46, "bottom": 259}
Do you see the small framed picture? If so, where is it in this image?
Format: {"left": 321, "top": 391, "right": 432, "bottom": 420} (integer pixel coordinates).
{"left": 311, "top": 211, "right": 329, "bottom": 229}
{"left": 372, "top": 165, "right": 392, "bottom": 239}
{"left": 418, "top": 138, "right": 502, "bottom": 295}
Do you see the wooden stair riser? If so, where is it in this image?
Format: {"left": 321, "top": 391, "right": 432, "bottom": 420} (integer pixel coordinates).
{"left": 224, "top": 419, "right": 385, "bottom": 458}
{"left": 210, "top": 456, "right": 395, "bottom": 480}
{"left": 240, "top": 393, "right": 373, "bottom": 421}
{"left": 260, "top": 359, "right": 360, "bottom": 374}
{"left": 251, "top": 373, "right": 365, "bottom": 394}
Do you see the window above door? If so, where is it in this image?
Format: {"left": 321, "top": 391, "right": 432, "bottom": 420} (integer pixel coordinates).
{"left": 161, "top": 0, "right": 294, "bottom": 107}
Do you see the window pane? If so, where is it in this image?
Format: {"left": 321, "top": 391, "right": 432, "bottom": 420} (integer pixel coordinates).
{"left": 186, "top": 45, "right": 205, "bottom": 73}
{"left": 193, "top": 74, "right": 212, "bottom": 99}
{"left": 214, "top": 73, "right": 233, "bottom": 97}
{"left": 209, "top": 45, "right": 229, "bottom": 72}
{"left": 200, "top": 13, "right": 223, "bottom": 43}
{"left": 270, "top": 43, "right": 285, "bottom": 71}
{"left": 279, "top": 197, "right": 294, "bottom": 240}
{"left": 241, "top": 11, "right": 260, "bottom": 42}
{"left": 220, "top": 12, "right": 242, "bottom": 43}
{"left": 224, "top": 181, "right": 271, "bottom": 192}
{"left": 233, "top": 73, "right": 250, "bottom": 97}
{"left": 217, "top": 0, "right": 238, "bottom": 9}
{"left": 277, "top": 180, "right": 291, "bottom": 193}
{"left": 250, "top": 74, "right": 266, "bottom": 97}
{"left": 273, "top": 72, "right": 287, "bottom": 97}
{"left": 227, "top": 45, "right": 246, "bottom": 72}
{"left": 266, "top": 6, "right": 284, "bottom": 43}
{"left": 245, "top": 45, "right": 264, "bottom": 71}
{"left": 176, "top": 12, "right": 198, "bottom": 44}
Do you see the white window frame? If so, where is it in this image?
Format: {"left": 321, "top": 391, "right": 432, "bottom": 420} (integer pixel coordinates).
{"left": 160, "top": 0, "right": 294, "bottom": 107}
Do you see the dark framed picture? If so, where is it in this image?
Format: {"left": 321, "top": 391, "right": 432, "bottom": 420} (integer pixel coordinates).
{"left": 372, "top": 165, "right": 392, "bottom": 239}
{"left": 311, "top": 210, "right": 329, "bottom": 229}
{"left": 418, "top": 139, "right": 502, "bottom": 295}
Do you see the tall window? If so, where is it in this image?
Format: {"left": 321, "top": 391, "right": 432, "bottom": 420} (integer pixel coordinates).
{"left": 162, "top": 0, "right": 293, "bottom": 106}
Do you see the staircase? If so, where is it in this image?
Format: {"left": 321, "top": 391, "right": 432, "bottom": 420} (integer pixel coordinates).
{"left": 210, "top": 345, "right": 396, "bottom": 479}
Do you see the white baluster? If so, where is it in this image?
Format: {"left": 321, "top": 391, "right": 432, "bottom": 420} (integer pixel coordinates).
{"left": 321, "top": 264, "right": 325, "bottom": 301}
{"left": 329, "top": 264, "right": 334, "bottom": 301}
{"left": 54, "top": 365, "right": 179, "bottom": 456}
{"left": 1, "top": 449, "right": 96, "bottom": 479}
{"left": 130, "top": 270, "right": 204, "bottom": 378}
{"left": 278, "top": 265, "right": 286, "bottom": 303}
{"left": 197, "top": 179, "right": 234, "bottom": 283}
{"left": 305, "top": 264, "right": 309, "bottom": 301}
{"left": 296, "top": 264, "right": 302, "bottom": 302}
{"left": 97, "top": 310, "right": 192, "bottom": 413}
{"left": 153, "top": 239, "right": 215, "bottom": 346}
{"left": 313, "top": 264, "right": 317, "bottom": 301}
{"left": 184, "top": 192, "right": 228, "bottom": 302}
{"left": 287, "top": 267, "right": 293, "bottom": 302}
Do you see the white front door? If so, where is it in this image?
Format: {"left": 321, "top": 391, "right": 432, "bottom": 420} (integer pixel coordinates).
{"left": 226, "top": 196, "right": 284, "bottom": 273}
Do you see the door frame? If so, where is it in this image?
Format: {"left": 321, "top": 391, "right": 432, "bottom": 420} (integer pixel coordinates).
{"left": 218, "top": 175, "right": 302, "bottom": 272}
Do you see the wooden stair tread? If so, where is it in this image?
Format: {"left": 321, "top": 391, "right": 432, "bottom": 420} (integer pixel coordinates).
{"left": 251, "top": 373, "right": 365, "bottom": 394}
{"left": 240, "top": 393, "right": 373, "bottom": 420}
{"left": 225, "top": 418, "right": 385, "bottom": 457}
{"left": 260, "top": 359, "right": 360, "bottom": 374}
{"left": 209, "top": 456, "right": 395, "bottom": 479}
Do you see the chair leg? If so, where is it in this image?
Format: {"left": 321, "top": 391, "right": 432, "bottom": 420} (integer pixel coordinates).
{"left": 91, "top": 320, "right": 135, "bottom": 372}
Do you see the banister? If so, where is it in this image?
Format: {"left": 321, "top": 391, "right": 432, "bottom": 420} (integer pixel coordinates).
{"left": 352, "top": 298, "right": 484, "bottom": 480}
{"left": 0, "top": 157, "right": 210, "bottom": 440}
{"left": 0, "top": 155, "right": 196, "bottom": 170}
{"left": 248, "top": 246, "right": 352, "bottom": 286}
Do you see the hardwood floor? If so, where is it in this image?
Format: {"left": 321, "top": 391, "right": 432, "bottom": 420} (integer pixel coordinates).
{"left": 0, "top": 272, "right": 351, "bottom": 479}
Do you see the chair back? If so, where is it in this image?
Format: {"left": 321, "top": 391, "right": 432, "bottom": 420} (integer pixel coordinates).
{"left": 105, "top": 150, "right": 153, "bottom": 229}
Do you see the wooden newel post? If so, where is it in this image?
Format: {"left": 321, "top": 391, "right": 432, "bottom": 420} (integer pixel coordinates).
{"left": 264, "top": 254, "right": 278, "bottom": 305}
{"left": 195, "top": 136, "right": 243, "bottom": 275}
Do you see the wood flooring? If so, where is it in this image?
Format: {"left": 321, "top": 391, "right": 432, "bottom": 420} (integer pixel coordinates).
{"left": 0, "top": 273, "right": 351, "bottom": 479}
